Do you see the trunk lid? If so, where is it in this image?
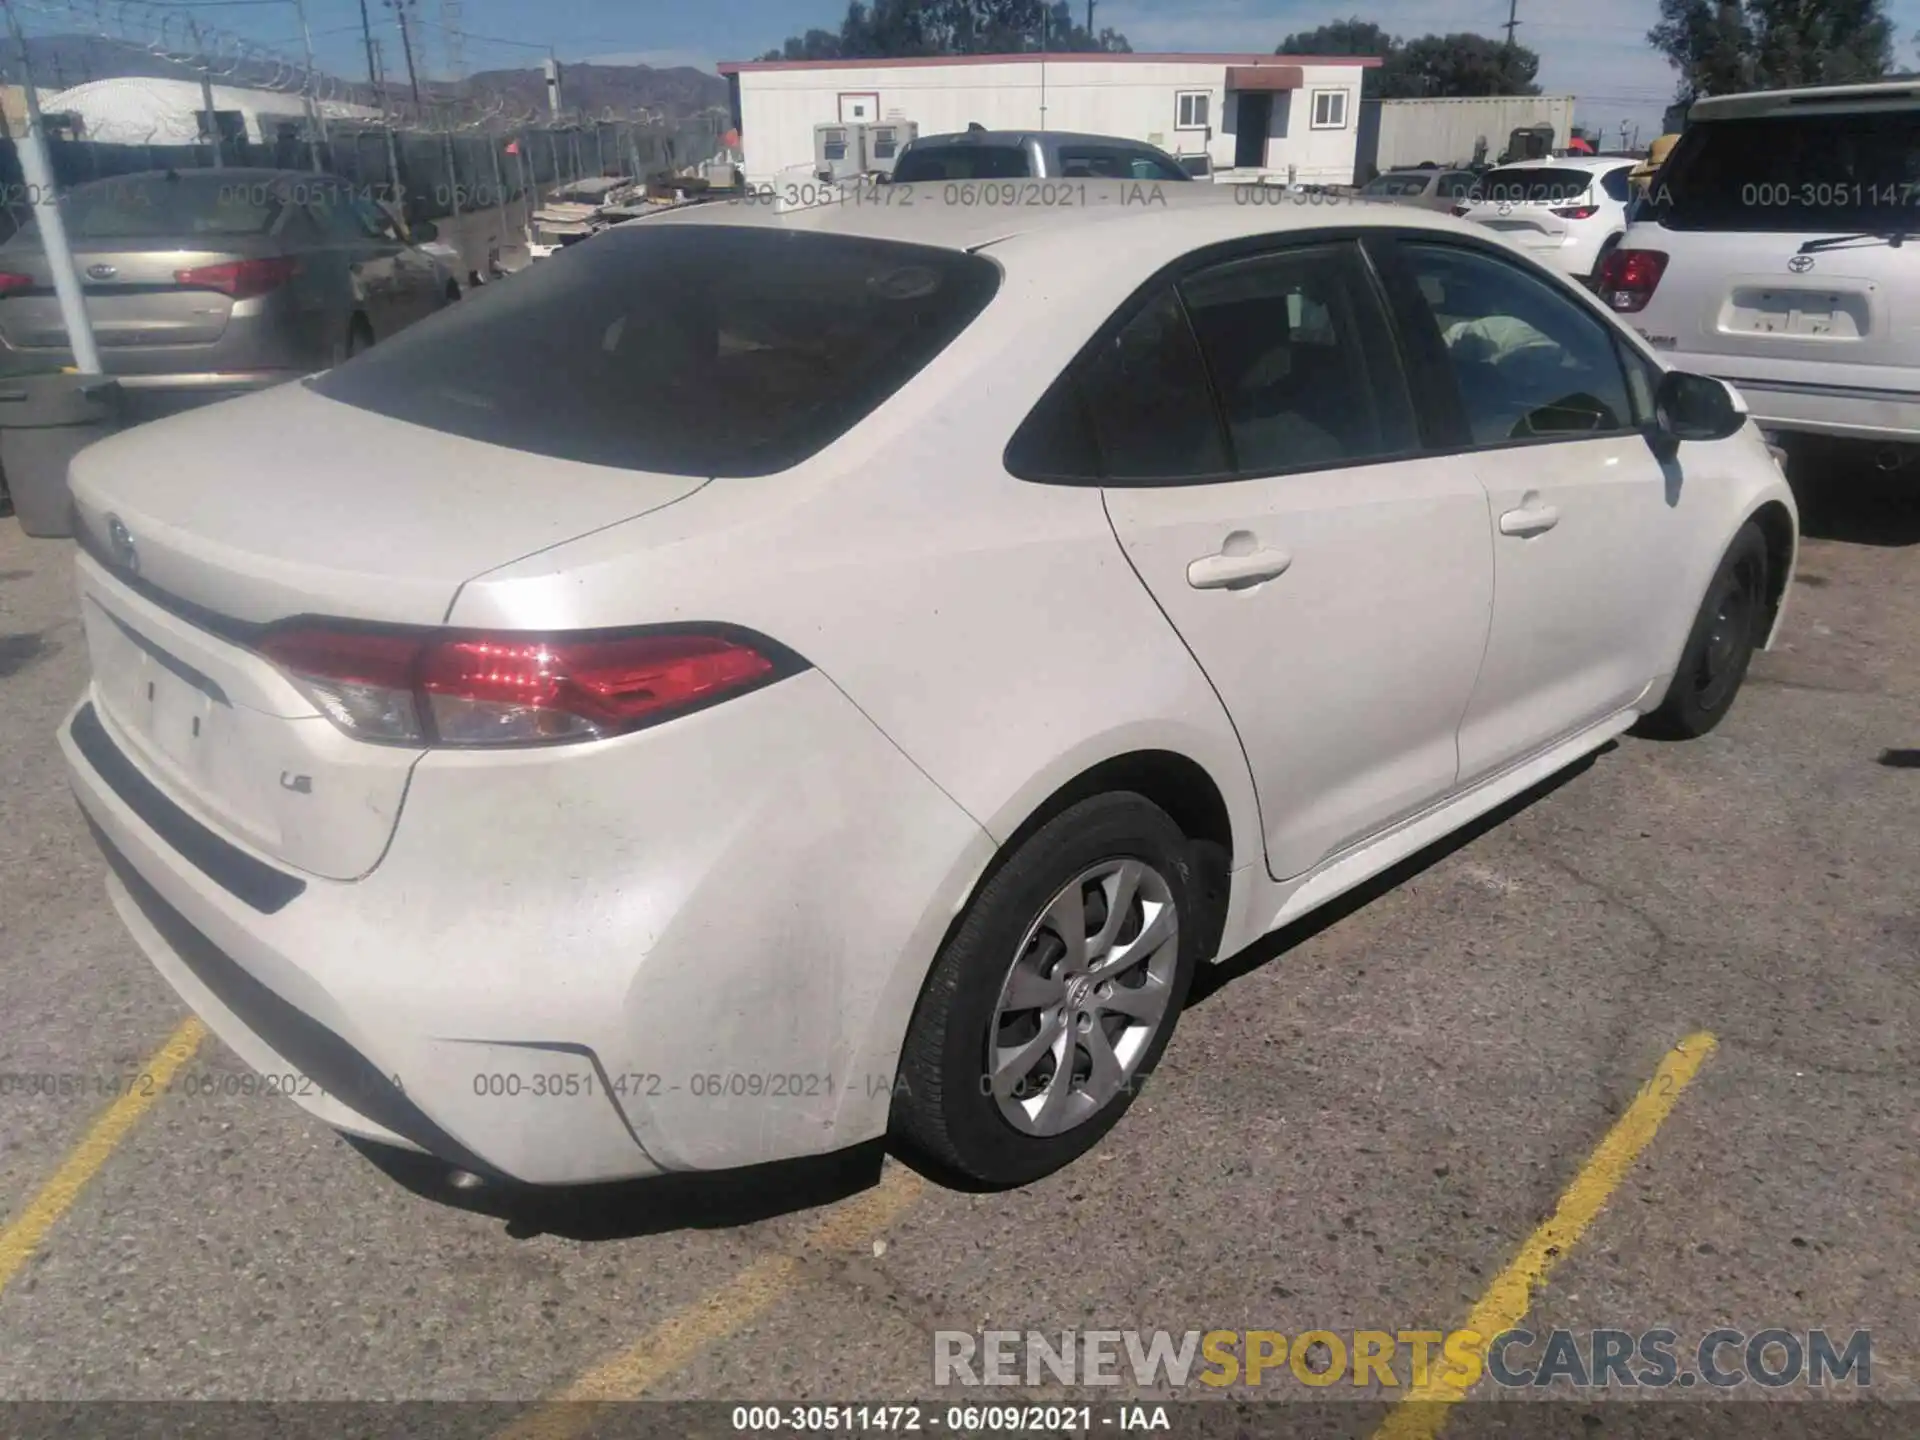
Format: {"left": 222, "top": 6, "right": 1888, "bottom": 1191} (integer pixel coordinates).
{"left": 0, "top": 244, "right": 249, "bottom": 350}
{"left": 68, "top": 380, "right": 710, "bottom": 880}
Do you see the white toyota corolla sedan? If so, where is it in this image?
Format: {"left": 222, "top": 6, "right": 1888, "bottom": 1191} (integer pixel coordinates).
{"left": 60, "top": 182, "right": 1796, "bottom": 1191}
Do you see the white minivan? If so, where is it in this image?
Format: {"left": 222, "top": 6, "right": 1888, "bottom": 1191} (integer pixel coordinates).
{"left": 1600, "top": 81, "right": 1920, "bottom": 461}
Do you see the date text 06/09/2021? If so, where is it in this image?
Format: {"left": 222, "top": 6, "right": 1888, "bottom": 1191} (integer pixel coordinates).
{"left": 729, "top": 1404, "right": 1171, "bottom": 1433}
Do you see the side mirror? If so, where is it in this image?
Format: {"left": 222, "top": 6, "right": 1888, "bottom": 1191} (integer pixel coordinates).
{"left": 411, "top": 219, "right": 439, "bottom": 244}
{"left": 1655, "top": 370, "right": 1744, "bottom": 444}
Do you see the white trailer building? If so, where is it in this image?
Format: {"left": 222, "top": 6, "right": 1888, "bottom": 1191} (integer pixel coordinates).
{"left": 719, "top": 52, "right": 1380, "bottom": 188}
{"left": 43, "top": 77, "right": 377, "bottom": 147}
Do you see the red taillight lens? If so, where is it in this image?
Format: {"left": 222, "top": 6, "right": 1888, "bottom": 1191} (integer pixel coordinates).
{"left": 174, "top": 256, "right": 300, "bottom": 300}
{"left": 1596, "top": 248, "right": 1670, "bottom": 313}
{"left": 256, "top": 625, "right": 794, "bottom": 746}
{"left": 1551, "top": 204, "right": 1598, "bottom": 219}
{"left": 0, "top": 271, "right": 35, "bottom": 294}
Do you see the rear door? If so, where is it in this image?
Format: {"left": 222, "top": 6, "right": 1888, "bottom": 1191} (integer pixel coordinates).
{"left": 1382, "top": 236, "right": 1689, "bottom": 783}
{"left": 1627, "top": 107, "right": 1920, "bottom": 386}
{"left": 1079, "top": 240, "right": 1494, "bottom": 881}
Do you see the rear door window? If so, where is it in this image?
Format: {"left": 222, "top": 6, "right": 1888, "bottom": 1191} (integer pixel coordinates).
{"left": 891, "top": 144, "right": 1032, "bottom": 181}
{"left": 1179, "top": 242, "right": 1419, "bottom": 475}
{"left": 310, "top": 225, "right": 1002, "bottom": 476}
{"left": 1650, "top": 110, "right": 1920, "bottom": 231}
{"left": 1077, "top": 287, "right": 1229, "bottom": 480}
{"left": 1056, "top": 146, "right": 1187, "bottom": 181}
{"left": 1476, "top": 167, "right": 1598, "bottom": 205}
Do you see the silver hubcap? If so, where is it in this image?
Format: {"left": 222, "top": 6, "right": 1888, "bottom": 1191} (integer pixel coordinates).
{"left": 987, "top": 859, "right": 1180, "bottom": 1137}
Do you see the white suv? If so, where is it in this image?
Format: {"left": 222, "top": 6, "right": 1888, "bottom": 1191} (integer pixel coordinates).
{"left": 1454, "top": 156, "right": 1637, "bottom": 282}
{"left": 1599, "top": 81, "right": 1920, "bottom": 457}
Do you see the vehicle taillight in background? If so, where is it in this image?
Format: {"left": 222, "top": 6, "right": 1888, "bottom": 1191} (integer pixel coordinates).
{"left": 174, "top": 256, "right": 300, "bottom": 300}
{"left": 0, "top": 271, "right": 35, "bottom": 295}
{"left": 1596, "top": 249, "right": 1669, "bottom": 313}
{"left": 1551, "top": 204, "right": 1599, "bottom": 219}
{"left": 255, "top": 625, "right": 801, "bottom": 747}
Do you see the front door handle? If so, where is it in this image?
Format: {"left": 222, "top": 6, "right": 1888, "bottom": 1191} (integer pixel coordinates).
{"left": 1186, "top": 547, "right": 1293, "bottom": 590}
{"left": 1499, "top": 504, "right": 1561, "bottom": 537}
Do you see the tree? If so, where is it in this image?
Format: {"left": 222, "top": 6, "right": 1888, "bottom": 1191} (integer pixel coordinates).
{"left": 761, "top": 0, "right": 1129, "bottom": 62}
{"left": 1380, "top": 33, "right": 1541, "bottom": 97}
{"left": 1649, "top": 0, "right": 1893, "bottom": 101}
{"left": 1274, "top": 18, "right": 1539, "bottom": 98}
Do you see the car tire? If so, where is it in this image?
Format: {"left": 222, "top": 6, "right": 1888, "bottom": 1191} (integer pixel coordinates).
{"left": 890, "top": 792, "right": 1203, "bottom": 1189}
{"left": 1638, "top": 521, "right": 1770, "bottom": 740}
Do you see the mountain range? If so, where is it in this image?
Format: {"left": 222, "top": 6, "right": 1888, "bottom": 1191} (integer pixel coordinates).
{"left": 3, "top": 34, "right": 727, "bottom": 121}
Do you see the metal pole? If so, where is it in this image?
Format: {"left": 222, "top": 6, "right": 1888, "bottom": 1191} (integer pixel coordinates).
{"left": 443, "top": 128, "right": 461, "bottom": 222}
{"left": 3, "top": 0, "right": 100, "bottom": 373}
{"left": 188, "top": 19, "right": 221, "bottom": 168}
{"left": 391, "top": 0, "right": 423, "bottom": 109}
{"left": 292, "top": 0, "right": 327, "bottom": 170}
{"left": 358, "top": 0, "right": 381, "bottom": 101}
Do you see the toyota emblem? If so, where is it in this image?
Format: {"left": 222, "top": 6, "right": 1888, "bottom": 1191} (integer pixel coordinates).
{"left": 86, "top": 263, "right": 118, "bottom": 280}
{"left": 1497, "top": 201, "right": 1513, "bottom": 216}
{"left": 106, "top": 515, "right": 139, "bottom": 575}
{"left": 1787, "top": 254, "right": 1815, "bottom": 273}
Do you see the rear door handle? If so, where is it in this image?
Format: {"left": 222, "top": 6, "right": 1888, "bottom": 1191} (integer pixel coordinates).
{"left": 1186, "top": 548, "right": 1293, "bottom": 590}
{"left": 1499, "top": 504, "right": 1560, "bottom": 537}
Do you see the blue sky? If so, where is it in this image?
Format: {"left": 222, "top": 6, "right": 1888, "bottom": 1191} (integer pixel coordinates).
{"left": 60, "top": 0, "right": 1920, "bottom": 140}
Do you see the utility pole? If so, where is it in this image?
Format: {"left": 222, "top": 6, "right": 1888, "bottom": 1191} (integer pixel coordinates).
{"left": 386, "top": 0, "right": 423, "bottom": 109}
{"left": 3, "top": 0, "right": 100, "bottom": 373}
{"left": 291, "top": 0, "right": 326, "bottom": 170}
{"left": 1085, "top": 0, "right": 1094, "bottom": 39}
{"left": 357, "top": 0, "right": 380, "bottom": 101}
{"left": 1503, "top": 0, "right": 1519, "bottom": 51}
{"left": 188, "top": 18, "right": 221, "bottom": 167}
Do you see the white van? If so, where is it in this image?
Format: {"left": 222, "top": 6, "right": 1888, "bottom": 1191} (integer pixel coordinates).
{"left": 1600, "top": 81, "right": 1920, "bottom": 460}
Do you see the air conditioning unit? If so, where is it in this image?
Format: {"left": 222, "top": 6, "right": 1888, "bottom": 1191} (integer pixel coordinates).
{"left": 814, "top": 122, "right": 868, "bottom": 182}
{"left": 865, "top": 120, "right": 918, "bottom": 176}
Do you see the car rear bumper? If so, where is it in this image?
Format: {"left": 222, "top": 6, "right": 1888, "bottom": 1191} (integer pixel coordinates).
{"left": 61, "top": 667, "right": 996, "bottom": 1186}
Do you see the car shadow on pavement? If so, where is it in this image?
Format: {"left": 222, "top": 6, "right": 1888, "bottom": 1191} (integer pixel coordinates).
{"left": 1189, "top": 747, "right": 1605, "bottom": 1007}
{"left": 344, "top": 1133, "right": 888, "bottom": 1242}
{"left": 1787, "top": 449, "right": 1920, "bottom": 546}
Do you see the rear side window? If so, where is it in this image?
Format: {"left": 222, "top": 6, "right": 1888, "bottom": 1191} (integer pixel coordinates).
{"left": 892, "top": 144, "right": 1031, "bottom": 181}
{"left": 1079, "top": 287, "right": 1229, "bottom": 480}
{"left": 57, "top": 175, "right": 281, "bottom": 239}
{"left": 1601, "top": 167, "right": 1632, "bottom": 202}
{"left": 1652, "top": 110, "right": 1920, "bottom": 232}
{"left": 1475, "top": 167, "right": 1596, "bottom": 205}
{"left": 1179, "top": 243, "right": 1418, "bottom": 474}
{"left": 310, "top": 225, "right": 1001, "bottom": 476}
{"left": 1056, "top": 146, "right": 1187, "bottom": 181}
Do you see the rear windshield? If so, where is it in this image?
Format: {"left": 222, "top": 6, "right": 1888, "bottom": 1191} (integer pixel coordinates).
{"left": 1364, "top": 174, "right": 1431, "bottom": 196}
{"left": 1650, "top": 110, "right": 1920, "bottom": 231}
{"left": 892, "top": 144, "right": 1031, "bottom": 181}
{"left": 309, "top": 224, "right": 1002, "bottom": 477}
{"left": 57, "top": 174, "right": 282, "bottom": 240}
{"left": 1473, "top": 167, "right": 1596, "bottom": 204}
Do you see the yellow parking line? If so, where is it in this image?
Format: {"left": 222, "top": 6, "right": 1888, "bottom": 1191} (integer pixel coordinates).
{"left": 1374, "top": 1030, "right": 1718, "bottom": 1440}
{"left": 498, "top": 1166, "right": 925, "bottom": 1440}
{"left": 0, "top": 1016, "right": 206, "bottom": 1298}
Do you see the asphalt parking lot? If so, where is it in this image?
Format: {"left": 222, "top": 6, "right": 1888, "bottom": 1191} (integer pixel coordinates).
{"left": 0, "top": 452, "right": 1915, "bottom": 1434}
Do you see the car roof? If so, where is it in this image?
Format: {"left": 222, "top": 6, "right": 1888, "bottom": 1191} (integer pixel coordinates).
{"left": 1690, "top": 79, "right": 1920, "bottom": 120}
{"left": 1487, "top": 156, "right": 1632, "bottom": 173}
{"left": 911, "top": 130, "right": 1167, "bottom": 149}
{"left": 643, "top": 178, "right": 1517, "bottom": 270}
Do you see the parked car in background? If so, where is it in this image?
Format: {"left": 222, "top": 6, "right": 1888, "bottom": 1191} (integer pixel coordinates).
{"left": 1361, "top": 168, "right": 1480, "bottom": 212}
{"left": 890, "top": 129, "right": 1193, "bottom": 182}
{"left": 0, "top": 168, "right": 458, "bottom": 423}
{"left": 1601, "top": 81, "right": 1920, "bottom": 467}
{"left": 1455, "top": 156, "right": 1637, "bottom": 283}
{"left": 59, "top": 186, "right": 1795, "bottom": 1194}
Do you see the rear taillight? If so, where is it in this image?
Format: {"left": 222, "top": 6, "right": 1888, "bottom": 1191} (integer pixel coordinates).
{"left": 1550, "top": 204, "right": 1598, "bottom": 219}
{"left": 174, "top": 256, "right": 300, "bottom": 300}
{"left": 0, "top": 271, "right": 34, "bottom": 294}
{"left": 1596, "top": 248, "right": 1669, "bottom": 313}
{"left": 255, "top": 625, "right": 799, "bottom": 747}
